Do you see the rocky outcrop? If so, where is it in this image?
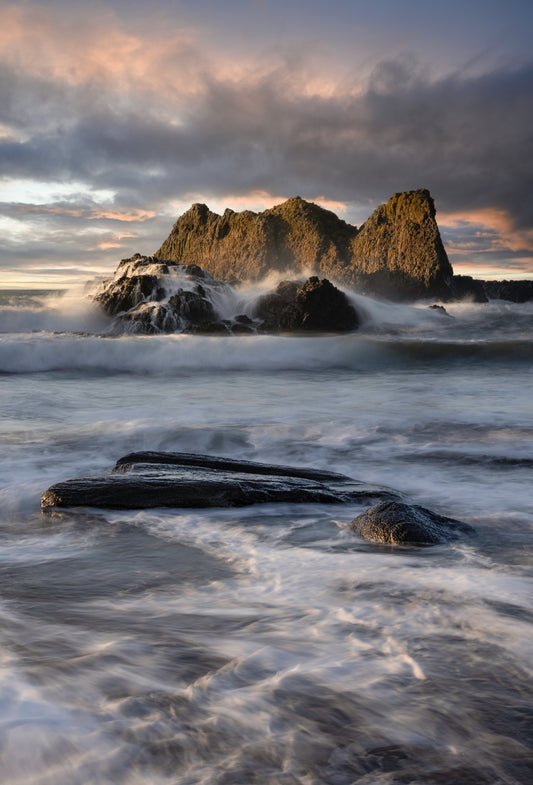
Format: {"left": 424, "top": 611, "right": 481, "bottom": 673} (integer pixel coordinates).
{"left": 93, "top": 254, "right": 231, "bottom": 334}
{"left": 156, "top": 190, "right": 453, "bottom": 301}
{"left": 483, "top": 279, "right": 533, "bottom": 303}
{"left": 41, "top": 451, "right": 399, "bottom": 510}
{"left": 349, "top": 190, "right": 453, "bottom": 300}
{"left": 253, "top": 277, "right": 359, "bottom": 332}
{"left": 446, "top": 276, "right": 533, "bottom": 303}
{"left": 92, "top": 255, "right": 360, "bottom": 335}
{"left": 448, "top": 275, "right": 488, "bottom": 303}
{"left": 351, "top": 501, "right": 475, "bottom": 545}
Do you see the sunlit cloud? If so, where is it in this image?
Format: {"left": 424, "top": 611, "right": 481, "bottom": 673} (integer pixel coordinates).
{"left": 440, "top": 208, "right": 533, "bottom": 254}
{"left": 1, "top": 0, "right": 532, "bottom": 285}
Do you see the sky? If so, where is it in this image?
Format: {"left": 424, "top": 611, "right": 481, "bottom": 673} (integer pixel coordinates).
{"left": 1, "top": 0, "right": 532, "bottom": 288}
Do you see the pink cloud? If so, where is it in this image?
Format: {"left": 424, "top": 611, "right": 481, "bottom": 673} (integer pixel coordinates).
{"left": 439, "top": 207, "right": 533, "bottom": 254}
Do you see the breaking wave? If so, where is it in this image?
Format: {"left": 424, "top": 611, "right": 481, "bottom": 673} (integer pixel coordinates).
{"left": 1, "top": 331, "right": 532, "bottom": 375}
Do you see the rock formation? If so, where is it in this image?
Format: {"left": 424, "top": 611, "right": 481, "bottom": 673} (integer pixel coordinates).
{"left": 483, "top": 279, "right": 533, "bottom": 303}
{"left": 92, "top": 255, "right": 360, "bottom": 335}
{"left": 41, "top": 451, "right": 399, "bottom": 510}
{"left": 156, "top": 189, "right": 454, "bottom": 300}
{"left": 447, "top": 276, "right": 533, "bottom": 303}
{"left": 253, "top": 277, "right": 359, "bottom": 332}
{"left": 448, "top": 275, "right": 488, "bottom": 303}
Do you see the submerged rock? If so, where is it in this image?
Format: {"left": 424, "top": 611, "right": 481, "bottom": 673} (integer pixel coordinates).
{"left": 41, "top": 451, "right": 398, "bottom": 510}
{"left": 155, "top": 190, "right": 454, "bottom": 301}
{"left": 351, "top": 501, "right": 475, "bottom": 545}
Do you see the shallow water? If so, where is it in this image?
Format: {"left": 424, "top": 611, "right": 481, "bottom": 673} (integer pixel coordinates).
{"left": 0, "top": 288, "right": 532, "bottom": 784}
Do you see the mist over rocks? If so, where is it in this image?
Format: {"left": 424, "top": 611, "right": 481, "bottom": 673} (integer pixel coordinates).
{"left": 92, "top": 254, "right": 359, "bottom": 335}
{"left": 156, "top": 189, "right": 454, "bottom": 301}
{"left": 92, "top": 191, "right": 533, "bottom": 333}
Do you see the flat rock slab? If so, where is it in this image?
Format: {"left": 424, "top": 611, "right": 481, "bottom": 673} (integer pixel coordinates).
{"left": 351, "top": 501, "right": 475, "bottom": 545}
{"left": 41, "top": 451, "right": 399, "bottom": 510}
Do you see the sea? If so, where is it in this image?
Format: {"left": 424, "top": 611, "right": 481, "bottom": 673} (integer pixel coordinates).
{"left": 0, "top": 282, "right": 532, "bottom": 784}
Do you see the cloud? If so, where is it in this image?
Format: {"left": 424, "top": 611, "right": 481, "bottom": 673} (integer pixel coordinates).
{"left": 1, "top": 1, "right": 532, "bottom": 279}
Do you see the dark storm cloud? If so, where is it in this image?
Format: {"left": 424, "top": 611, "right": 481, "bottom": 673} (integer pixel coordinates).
{"left": 2, "top": 55, "right": 532, "bottom": 226}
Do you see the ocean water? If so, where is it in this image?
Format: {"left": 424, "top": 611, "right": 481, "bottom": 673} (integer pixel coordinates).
{"left": 0, "top": 285, "right": 532, "bottom": 784}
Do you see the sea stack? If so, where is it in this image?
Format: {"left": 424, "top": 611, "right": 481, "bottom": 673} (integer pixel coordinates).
{"left": 156, "top": 189, "right": 453, "bottom": 300}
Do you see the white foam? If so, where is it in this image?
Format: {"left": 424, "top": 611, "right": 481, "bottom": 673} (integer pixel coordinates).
{"left": 0, "top": 287, "right": 110, "bottom": 334}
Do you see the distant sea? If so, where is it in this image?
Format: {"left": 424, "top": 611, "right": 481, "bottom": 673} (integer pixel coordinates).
{"left": 1, "top": 285, "right": 532, "bottom": 784}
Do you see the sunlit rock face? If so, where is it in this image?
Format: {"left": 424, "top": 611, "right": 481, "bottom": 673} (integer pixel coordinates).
{"left": 156, "top": 189, "right": 453, "bottom": 301}
{"left": 92, "top": 255, "right": 360, "bottom": 335}
{"left": 348, "top": 190, "right": 453, "bottom": 300}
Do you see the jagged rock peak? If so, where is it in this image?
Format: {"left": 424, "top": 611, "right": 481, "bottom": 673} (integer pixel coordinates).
{"left": 156, "top": 189, "right": 453, "bottom": 300}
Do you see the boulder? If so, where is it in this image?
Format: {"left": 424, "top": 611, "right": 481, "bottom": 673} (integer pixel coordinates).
{"left": 155, "top": 190, "right": 454, "bottom": 301}
{"left": 41, "top": 451, "right": 399, "bottom": 511}
{"left": 254, "top": 276, "right": 359, "bottom": 332}
{"left": 351, "top": 501, "right": 475, "bottom": 545}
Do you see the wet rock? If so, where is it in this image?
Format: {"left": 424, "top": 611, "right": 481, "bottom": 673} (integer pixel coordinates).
{"left": 93, "top": 255, "right": 361, "bottom": 335}
{"left": 93, "top": 255, "right": 232, "bottom": 334}
{"left": 168, "top": 288, "right": 217, "bottom": 324}
{"left": 254, "top": 276, "right": 359, "bottom": 332}
{"left": 483, "top": 279, "right": 533, "bottom": 303}
{"left": 351, "top": 501, "right": 475, "bottom": 545}
{"left": 185, "top": 320, "right": 231, "bottom": 335}
{"left": 428, "top": 303, "right": 451, "bottom": 315}
{"left": 41, "top": 452, "right": 399, "bottom": 511}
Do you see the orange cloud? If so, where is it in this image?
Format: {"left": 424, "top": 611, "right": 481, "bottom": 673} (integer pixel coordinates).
{"left": 10, "top": 203, "right": 155, "bottom": 222}
{"left": 0, "top": 2, "right": 357, "bottom": 108}
{"left": 0, "top": 3, "right": 202, "bottom": 98}
{"left": 439, "top": 207, "right": 533, "bottom": 253}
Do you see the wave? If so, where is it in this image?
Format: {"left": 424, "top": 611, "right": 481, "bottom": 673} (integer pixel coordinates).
{"left": 0, "top": 288, "right": 111, "bottom": 334}
{"left": 1, "top": 331, "right": 532, "bottom": 375}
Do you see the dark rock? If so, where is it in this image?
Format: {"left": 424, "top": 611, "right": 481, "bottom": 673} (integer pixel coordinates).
{"left": 96, "top": 273, "right": 160, "bottom": 316}
{"left": 351, "top": 501, "right": 475, "bottom": 545}
{"left": 156, "top": 190, "right": 453, "bottom": 301}
{"left": 93, "top": 255, "right": 231, "bottom": 334}
{"left": 185, "top": 320, "right": 231, "bottom": 335}
{"left": 428, "top": 304, "right": 451, "bottom": 316}
{"left": 114, "top": 451, "right": 350, "bottom": 481}
{"left": 448, "top": 275, "right": 488, "bottom": 303}
{"left": 254, "top": 276, "right": 359, "bottom": 332}
{"left": 41, "top": 452, "right": 399, "bottom": 510}
{"left": 230, "top": 321, "right": 256, "bottom": 335}
{"left": 168, "top": 288, "right": 216, "bottom": 323}
{"left": 483, "top": 279, "right": 533, "bottom": 303}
